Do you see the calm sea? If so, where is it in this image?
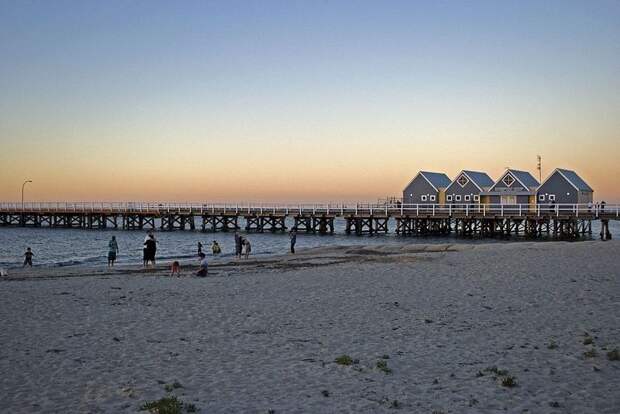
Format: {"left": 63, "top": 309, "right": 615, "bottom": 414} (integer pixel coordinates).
{"left": 0, "top": 218, "right": 616, "bottom": 269}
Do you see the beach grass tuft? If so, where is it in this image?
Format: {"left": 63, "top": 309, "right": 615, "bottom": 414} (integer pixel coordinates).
{"left": 501, "top": 375, "right": 517, "bottom": 387}
{"left": 547, "top": 341, "right": 558, "bottom": 350}
{"left": 376, "top": 360, "right": 392, "bottom": 374}
{"left": 140, "top": 396, "right": 183, "bottom": 414}
{"left": 607, "top": 348, "right": 620, "bottom": 361}
{"left": 389, "top": 399, "right": 400, "bottom": 409}
{"left": 583, "top": 348, "right": 597, "bottom": 358}
{"left": 164, "top": 381, "right": 183, "bottom": 392}
{"left": 583, "top": 337, "right": 593, "bottom": 345}
{"left": 484, "top": 366, "right": 508, "bottom": 376}
{"left": 335, "top": 355, "right": 353, "bottom": 366}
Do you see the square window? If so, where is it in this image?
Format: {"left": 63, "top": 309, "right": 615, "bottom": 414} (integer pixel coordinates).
{"left": 539, "top": 194, "right": 545, "bottom": 201}
{"left": 473, "top": 195, "right": 480, "bottom": 201}
{"left": 446, "top": 195, "right": 453, "bottom": 202}
{"left": 549, "top": 194, "right": 556, "bottom": 201}
{"left": 455, "top": 195, "right": 462, "bottom": 201}
{"left": 464, "top": 195, "right": 471, "bottom": 201}
{"left": 429, "top": 195, "right": 436, "bottom": 201}
{"left": 421, "top": 195, "right": 427, "bottom": 201}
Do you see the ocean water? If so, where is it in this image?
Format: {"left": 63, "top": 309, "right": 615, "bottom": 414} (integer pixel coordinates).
{"left": 0, "top": 218, "right": 616, "bottom": 269}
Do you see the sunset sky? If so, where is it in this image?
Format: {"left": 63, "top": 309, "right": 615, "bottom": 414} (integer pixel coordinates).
{"left": 1, "top": 0, "right": 619, "bottom": 202}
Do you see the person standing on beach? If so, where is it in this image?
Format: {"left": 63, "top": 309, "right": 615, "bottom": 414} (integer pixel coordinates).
{"left": 234, "top": 232, "right": 242, "bottom": 258}
{"left": 144, "top": 235, "right": 157, "bottom": 267}
{"left": 197, "top": 241, "right": 203, "bottom": 255}
{"left": 108, "top": 236, "right": 119, "bottom": 267}
{"left": 196, "top": 252, "right": 208, "bottom": 277}
{"left": 242, "top": 238, "right": 251, "bottom": 259}
{"left": 289, "top": 228, "right": 297, "bottom": 254}
{"left": 23, "top": 247, "right": 34, "bottom": 267}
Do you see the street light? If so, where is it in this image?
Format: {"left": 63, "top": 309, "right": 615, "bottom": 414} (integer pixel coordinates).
{"left": 21, "top": 180, "right": 32, "bottom": 212}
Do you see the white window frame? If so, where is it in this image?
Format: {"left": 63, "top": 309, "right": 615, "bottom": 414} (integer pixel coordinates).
{"left": 464, "top": 195, "right": 471, "bottom": 202}
{"left": 455, "top": 195, "right": 462, "bottom": 201}
{"left": 539, "top": 194, "right": 546, "bottom": 201}
{"left": 421, "top": 195, "right": 428, "bottom": 201}
{"left": 457, "top": 175, "right": 469, "bottom": 187}
{"left": 548, "top": 194, "right": 556, "bottom": 201}
{"left": 503, "top": 174, "right": 515, "bottom": 187}
{"left": 473, "top": 195, "right": 480, "bottom": 202}
{"left": 429, "top": 195, "right": 436, "bottom": 202}
{"left": 446, "top": 195, "right": 453, "bottom": 202}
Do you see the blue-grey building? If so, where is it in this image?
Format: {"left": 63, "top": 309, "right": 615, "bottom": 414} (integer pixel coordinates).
{"left": 444, "top": 170, "right": 494, "bottom": 204}
{"left": 482, "top": 169, "right": 539, "bottom": 205}
{"left": 402, "top": 171, "right": 451, "bottom": 204}
{"left": 537, "top": 168, "right": 593, "bottom": 204}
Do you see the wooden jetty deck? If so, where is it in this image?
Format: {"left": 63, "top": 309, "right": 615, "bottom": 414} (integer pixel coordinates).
{"left": 0, "top": 202, "right": 617, "bottom": 238}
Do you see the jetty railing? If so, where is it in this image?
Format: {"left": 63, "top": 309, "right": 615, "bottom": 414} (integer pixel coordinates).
{"left": 0, "top": 202, "right": 617, "bottom": 218}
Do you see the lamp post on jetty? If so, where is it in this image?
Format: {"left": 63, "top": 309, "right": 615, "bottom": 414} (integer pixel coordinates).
{"left": 21, "top": 180, "right": 32, "bottom": 212}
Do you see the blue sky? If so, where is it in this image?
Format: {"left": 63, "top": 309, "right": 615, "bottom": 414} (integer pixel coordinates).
{"left": 1, "top": 1, "right": 619, "bottom": 201}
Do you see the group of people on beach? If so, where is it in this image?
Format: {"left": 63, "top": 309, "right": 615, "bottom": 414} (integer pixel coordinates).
{"left": 12, "top": 228, "right": 299, "bottom": 275}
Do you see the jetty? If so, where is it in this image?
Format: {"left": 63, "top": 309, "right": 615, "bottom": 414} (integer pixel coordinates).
{"left": 0, "top": 202, "right": 617, "bottom": 238}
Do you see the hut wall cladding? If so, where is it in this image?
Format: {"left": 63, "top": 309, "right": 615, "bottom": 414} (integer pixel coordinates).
{"left": 538, "top": 171, "right": 587, "bottom": 204}
{"left": 445, "top": 178, "right": 483, "bottom": 202}
{"left": 403, "top": 176, "right": 438, "bottom": 204}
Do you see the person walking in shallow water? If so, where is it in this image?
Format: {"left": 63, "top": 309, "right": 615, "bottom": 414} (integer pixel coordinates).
{"left": 197, "top": 241, "right": 203, "bottom": 255}
{"left": 23, "top": 247, "right": 34, "bottom": 267}
{"left": 234, "top": 232, "right": 242, "bottom": 258}
{"left": 289, "top": 228, "right": 297, "bottom": 254}
{"left": 108, "top": 236, "right": 119, "bottom": 267}
{"left": 211, "top": 240, "right": 221, "bottom": 256}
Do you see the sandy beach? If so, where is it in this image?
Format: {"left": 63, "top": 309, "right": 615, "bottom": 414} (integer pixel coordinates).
{"left": 1, "top": 240, "right": 619, "bottom": 413}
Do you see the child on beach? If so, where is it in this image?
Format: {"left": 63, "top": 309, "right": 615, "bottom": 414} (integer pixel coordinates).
{"left": 196, "top": 253, "right": 208, "bottom": 277}
{"left": 23, "top": 247, "right": 34, "bottom": 267}
{"left": 242, "top": 239, "right": 251, "bottom": 259}
{"left": 170, "top": 261, "right": 181, "bottom": 277}
{"left": 211, "top": 240, "right": 221, "bottom": 256}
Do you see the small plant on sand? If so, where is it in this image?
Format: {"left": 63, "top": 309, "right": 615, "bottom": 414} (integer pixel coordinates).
{"left": 583, "top": 349, "right": 597, "bottom": 358}
{"left": 376, "top": 360, "right": 392, "bottom": 374}
{"left": 549, "top": 401, "right": 560, "bottom": 408}
{"left": 381, "top": 354, "right": 390, "bottom": 359}
{"left": 484, "top": 366, "right": 508, "bottom": 376}
{"left": 501, "top": 375, "right": 517, "bottom": 387}
{"left": 140, "top": 396, "right": 183, "bottom": 414}
{"left": 164, "top": 381, "right": 183, "bottom": 392}
{"left": 335, "top": 355, "right": 353, "bottom": 366}
{"left": 583, "top": 337, "right": 593, "bottom": 345}
{"left": 389, "top": 399, "right": 400, "bottom": 409}
{"left": 321, "top": 390, "right": 330, "bottom": 397}
{"left": 547, "top": 341, "right": 558, "bottom": 350}
{"left": 184, "top": 403, "right": 196, "bottom": 413}
{"left": 607, "top": 348, "right": 620, "bottom": 361}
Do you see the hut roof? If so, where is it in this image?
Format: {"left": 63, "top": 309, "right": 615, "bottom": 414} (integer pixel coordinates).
{"left": 553, "top": 169, "right": 593, "bottom": 192}
{"left": 460, "top": 170, "right": 495, "bottom": 190}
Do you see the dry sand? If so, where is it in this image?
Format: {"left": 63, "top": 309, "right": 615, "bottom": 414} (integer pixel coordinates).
{"left": 1, "top": 240, "right": 619, "bottom": 413}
